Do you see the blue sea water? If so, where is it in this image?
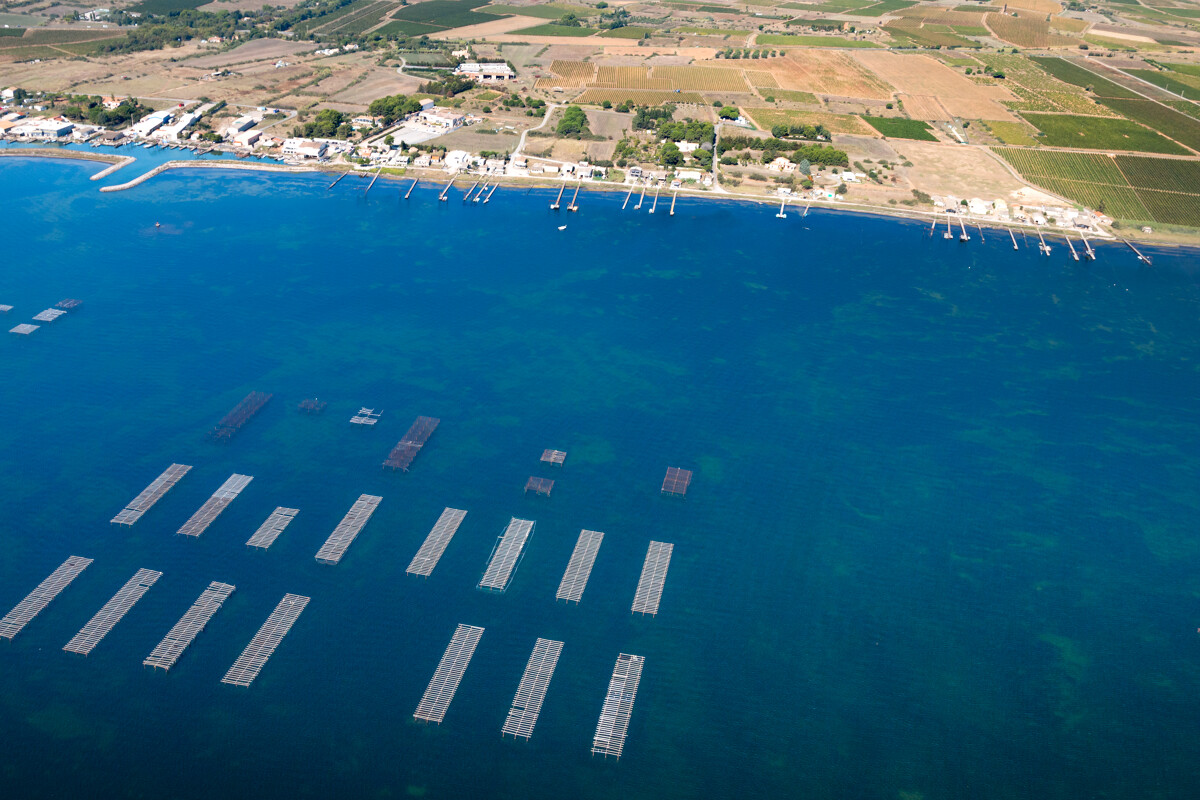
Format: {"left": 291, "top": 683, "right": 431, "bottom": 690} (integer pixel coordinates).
{"left": 2, "top": 155, "right": 1200, "bottom": 800}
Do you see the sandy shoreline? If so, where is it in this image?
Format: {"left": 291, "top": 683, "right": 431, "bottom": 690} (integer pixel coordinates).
{"left": 5, "top": 148, "right": 1194, "bottom": 251}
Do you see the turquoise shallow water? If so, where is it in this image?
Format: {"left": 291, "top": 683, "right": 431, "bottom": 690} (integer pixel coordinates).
{"left": 2, "top": 156, "right": 1200, "bottom": 800}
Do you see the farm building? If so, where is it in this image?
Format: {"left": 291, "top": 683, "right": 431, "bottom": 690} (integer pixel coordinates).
{"left": 454, "top": 63, "right": 515, "bottom": 82}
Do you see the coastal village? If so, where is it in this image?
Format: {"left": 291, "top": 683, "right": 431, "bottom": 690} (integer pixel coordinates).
{"left": 2, "top": 0, "right": 1199, "bottom": 241}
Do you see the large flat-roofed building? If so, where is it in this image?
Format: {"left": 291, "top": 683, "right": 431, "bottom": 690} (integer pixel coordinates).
{"left": 453, "top": 62, "right": 515, "bottom": 82}
{"left": 418, "top": 107, "right": 466, "bottom": 130}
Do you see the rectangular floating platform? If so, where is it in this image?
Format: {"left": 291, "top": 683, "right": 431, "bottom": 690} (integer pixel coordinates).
{"left": 10, "top": 323, "right": 38, "bottom": 335}
{"left": 406, "top": 507, "right": 467, "bottom": 577}
{"left": 383, "top": 415, "right": 440, "bottom": 471}
{"left": 32, "top": 308, "right": 66, "bottom": 322}
{"left": 298, "top": 398, "right": 327, "bottom": 414}
{"left": 0, "top": 304, "right": 12, "bottom": 313}
{"left": 661, "top": 467, "right": 693, "bottom": 497}
{"left": 556, "top": 529, "right": 604, "bottom": 604}
{"left": 631, "top": 541, "right": 673, "bottom": 616}
{"left": 478, "top": 518, "right": 534, "bottom": 592}
{"left": 220, "top": 593, "right": 310, "bottom": 687}
{"left": 350, "top": 407, "right": 381, "bottom": 425}
{"left": 177, "top": 473, "right": 253, "bottom": 537}
{"left": 592, "top": 653, "right": 645, "bottom": 759}
{"left": 315, "top": 494, "right": 382, "bottom": 565}
{"left": 524, "top": 477, "right": 554, "bottom": 496}
{"left": 502, "top": 638, "right": 564, "bottom": 740}
{"left": 540, "top": 449, "right": 567, "bottom": 466}
{"left": 55, "top": 299, "right": 82, "bottom": 310}
{"left": 144, "top": 581, "right": 235, "bottom": 671}
{"left": 211, "top": 391, "right": 272, "bottom": 441}
{"left": 64, "top": 568, "right": 162, "bottom": 655}
{"left": 0, "top": 555, "right": 93, "bottom": 640}
{"left": 414, "top": 623, "right": 484, "bottom": 724}
{"left": 246, "top": 507, "right": 299, "bottom": 550}
{"left": 111, "top": 463, "right": 193, "bottom": 525}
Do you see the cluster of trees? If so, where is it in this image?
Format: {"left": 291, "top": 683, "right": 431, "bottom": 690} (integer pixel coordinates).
{"left": 719, "top": 48, "right": 780, "bottom": 59}
{"left": 557, "top": 7, "right": 628, "bottom": 28}
{"left": 99, "top": 8, "right": 256, "bottom": 55}
{"left": 768, "top": 123, "right": 829, "bottom": 141}
{"left": 657, "top": 119, "right": 714, "bottom": 144}
{"left": 658, "top": 141, "right": 712, "bottom": 168}
{"left": 556, "top": 105, "right": 591, "bottom": 138}
{"left": 717, "top": 106, "right": 740, "bottom": 120}
{"left": 368, "top": 94, "right": 424, "bottom": 125}
{"left": 717, "top": 135, "right": 848, "bottom": 167}
{"left": 418, "top": 75, "right": 475, "bottom": 97}
{"left": 296, "top": 108, "right": 352, "bottom": 139}
{"left": 58, "top": 96, "right": 151, "bottom": 128}
{"left": 501, "top": 95, "right": 547, "bottom": 116}
{"left": 632, "top": 104, "right": 676, "bottom": 130}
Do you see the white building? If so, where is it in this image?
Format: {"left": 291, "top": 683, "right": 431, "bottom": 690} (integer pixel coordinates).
{"left": 157, "top": 111, "right": 198, "bottom": 141}
{"left": 281, "top": 138, "right": 326, "bottom": 159}
{"left": 225, "top": 114, "right": 256, "bottom": 136}
{"left": 453, "top": 62, "right": 515, "bottom": 82}
{"left": 418, "top": 107, "right": 465, "bottom": 129}
{"left": 132, "top": 109, "right": 173, "bottom": 136}
{"left": 233, "top": 129, "right": 261, "bottom": 147}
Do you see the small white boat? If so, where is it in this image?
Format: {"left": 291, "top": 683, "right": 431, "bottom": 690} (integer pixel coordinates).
{"left": 558, "top": 225, "right": 567, "bottom": 231}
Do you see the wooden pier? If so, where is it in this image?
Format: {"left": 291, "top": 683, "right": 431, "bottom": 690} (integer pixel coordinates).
{"left": 501, "top": 638, "right": 564, "bottom": 740}
{"left": 484, "top": 185, "right": 497, "bottom": 204}
{"left": 439, "top": 179, "right": 453, "bottom": 201}
{"left": 556, "top": 529, "right": 604, "bottom": 603}
{"left": 144, "top": 581, "right": 234, "bottom": 671}
{"left": 383, "top": 415, "right": 440, "bottom": 471}
{"left": 464, "top": 179, "right": 479, "bottom": 203}
{"left": 407, "top": 507, "right": 468, "bottom": 577}
{"left": 1066, "top": 235, "right": 1080, "bottom": 262}
{"left": 631, "top": 541, "right": 673, "bottom": 616}
{"left": 540, "top": 449, "right": 567, "bottom": 466}
{"left": 1123, "top": 238, "right": 1151, "bottom": 265}
{"left": 1082, "top": 234, "right": 1096, "bottom": 260}
{"left": 567, "top": 183, "right": 580, "bottom": 212}
{"left": 1008, "top": 228, "right": 1019, "bottom": 250}
{"left": 524, "top": 476, "right": 554, "bottom": 496}
{"left": 32, "top": 308, "right": 66, "bottom": 322}
{"left": 112, "top": 463, "right": 192, "bottom": 525}
{"left": 9, "top": 323, "right": 38, "bottom": 335}
{"left": 776, "top": 197, "right": 788, "bottom": 219}
{"left": 0, "top": 556, "right": 93, "bottom": 640}
{"left": 622, "top": 185, "right": 634, "bottom": 210}
{"left": 405, "top": 178, "right": 418, "bottom": 199}
{"left": 661, "top": 466, "right": 692, "bottom": 497}
{"left": 328, "top": 171, "right": 348, "bottom": 189}
{"left": 551, "top": 184, "right": 565, "bottom": 211}
{"left": 591, "top": 653, "right": 644, "bottom": 758}
{"left": 670, "top": 191, "right": 677, "bottom": 216}
{"left": 246, "top": 507, "right": 300, "bottom": 549}
{"left": 414, "top": 624, "right": 484, "bottom": 724}
{"left": 1038, "top": 229, "right": 1051, "bottom": 256}
{"left": 315, "top": 494, "right": 382, "bottom": 565}
{"left": 211, "top": 391, "right": 272, "bottom": 441}
{"left": 365, "top": 167, "right": 382, "bottom": 195}
{"left": 479, "top": 518, "right": 534, "bottom": 592}
{"left": 177, "top": 473, "right": 253, "bottom": 537}
{"left": 635, "top": 183, "right": 646, "bottom": 210}
{"left": 221, "top": 593, "right": 309, "bottom": 687}
{"left": 350, "top": 407, "right": 381, "bottom": 425}
{"left": 649, "top": 185, "right": 659, "bottom": 214}
{"left": 64, "top": 568, "right": 161, "bottom": 655}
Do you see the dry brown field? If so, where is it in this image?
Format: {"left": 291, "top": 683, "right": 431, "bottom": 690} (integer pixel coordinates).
{"left": 543, "top": 59, "right": 597, "bottom": 87}
{"left": 744, "top": 69, "right": 778, "bottom": 89}
{"left": 900, "top": 139, "right": 1059, "bottom": 203}
{"left": 742, "top": 107, "right": 875, "bottom": 135}
{"left": 574, "top": 88, "right": 705, "bottom": 105}
{"left": 439, "top": 14, "right": 543, "bottom": 39}
{"left": 985, "top": 11, "right": 1078, "bottom": 48}
{"left": 652, "top": 65, "right": 749, "bottom": 92}
{"left": 852, "top": 51, "right": 1016, "bottom": 120}
{"left": 750, "top": 51, "right": 893, "bottom": 101}
{"left": 895, "top": 7, "right": 986, "bottom": 25}
{"left": 187, "top": 38, "right": 313, "bottom": 69}
{"left": 332, "top": 67, "right": 424, "bottom": 105}
{"left": 896, "top": 93, "right": 951, "bottom": 121}
{"left": 1007, "top": 0, "right": 1062, "bottom": 14}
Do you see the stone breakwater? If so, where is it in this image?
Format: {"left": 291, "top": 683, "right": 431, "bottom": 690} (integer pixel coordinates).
{"left": 99, "top": 159, "right": 311, "bottom": 192}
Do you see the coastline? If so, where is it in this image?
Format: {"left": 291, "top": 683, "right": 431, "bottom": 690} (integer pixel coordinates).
{"left": 4, "top": 148, "right": 1195, "bottom": 250}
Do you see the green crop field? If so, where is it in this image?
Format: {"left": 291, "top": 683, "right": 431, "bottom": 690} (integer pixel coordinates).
{"left": 759, "top": 89, "right": 819, "bottom": 103}
{"left": 490, "top": 3, "right": 598, "bottom": 19}
{"left": 861, "top": 115, "right": 938, "bottom": 141}
{"left": 512, "top": 23, "right": 598, "bottom": 35}
{"left": 985, "top": 119, "right": 1039, "bottom": 146}
{"left": 1021, "top": 112, "right": 1188, "bottom": 154}
{"left": 884, "top": 21, "right": 981, "bottom": 48}
{"left": 388, "top": 0, "right": 504, "bottom": 29}
{"left": 1164, "top": 100, "right": 1200, "bottom": 120}
{"left": 676, "top": 27, "right": 750, "bottom": 37}
{"left": 852, "top": 0, "right": 916, "bottom": 16}
{"left": 127, "top": 0, "right": 207, "bottom": 12}
{"left": 995, "top": 148, "right": 1200, "bottom": 225}
{"left": 598, "top": 26, "right": 654, "bottom": 38}
{"left": 1123, "top": 68, "right": 1200, "bottom": 97}
{"left": 1099, "top": 97, "right": 1200, "bottom": 153}
{"left": 1030, "top": 57, "right": 1139, "bottom": 99}
{"left": 756, "top": 33, "right": 880, "bottom": 46}
{"left": 0, "top": 28, "right": 25, "bottom": 37}
{"left": 375, "top": 20, "right": 444, "bottom": 35}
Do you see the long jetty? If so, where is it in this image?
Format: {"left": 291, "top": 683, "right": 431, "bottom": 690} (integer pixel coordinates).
{"left": 567, "top": 182, "right": 580, "bottom": 212}
{"left": 414, "top": 623, "right": 484, "bottom": 724}
{"left": 211, "top": 391, "right": 272, "bottom": 441}
{"left": 439, "top": 179, "right": 453, "bottom": 201}
{"left": 631, "top": 541, "right": 673, "bottom": 616}
{"left": 329, "top": 171, "right": 348, "bottom": 189}
{"left": 177, "top": 474, "right": 253, "bottom": 537}
{"left": 1123, "top": 238, "right": 1151, "bottom": 265}
{"left": 649, "top": 185, "right": 659, "bottom": 214}
{"left": 670, "top": 191, "right": 677, "bottom": 216}
{"left": 144, "top": 581, "right": 234, "bottom": 671}
{"left": 89, "top": 155, "right": 136, "bottom": 181}
{"left": 64, "top": 568, "right": 161, "bottom": 655}
{"left": 0, "top": 556, "right": 93, "bottom": 640}
{"left": 111, "top": 463, "right": 192, "bottom": 525}
{"left": 591, "top": 653, "right": 645, "bottom": 758}
{"left": 315, "top": 494, "right": 382, "bottom": 565}
{"left": 364, "top": 167, "right": 382, "bottom": 195}
{"left": 479, "top": 518, "right": 534, "bottom": 592}
{"left": 501, "top": 638, "right": 564, "bottom": 740}
{"left": 622, "top": 184, "right": 634, "bottom": 209}
{"left": 384, "top": 415, "right": 440, "bottom": 471}
{"left": 556, "top": 529, "right": 604, "bottom": 604}
{"left": 407, "top": 507, "right": 468, "bottom": 577}
{"left": 99, "top": 160, "right": 309, "bottom": 192}
{"left": 221, "top": 593, "right": 309, "bottom": 687}
{"left": 551, "top": 184, "right": 565, "bottom": 210}
{"left": 405, "top": 178, "right": 418, "bottom": 199}
{"left": 246, "top": 507, "right": 300, "bottom": 549}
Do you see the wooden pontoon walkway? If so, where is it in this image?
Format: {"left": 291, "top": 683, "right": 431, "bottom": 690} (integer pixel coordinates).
{"left": 383, "top": 415, "right": 440, "bottom": 471}
{"left": 591, "top": 653, "right": 645, "bottom": 758}
{"left": 0, "top": 556, "right": 93, "bottom": 640}
{"left": 631, "top": 541, "right": 673, "bottom": 616}
{"left": 144, "top": 581, "right": 235, "bottom": 671}
{"left": 111, "top": 463, "right": 192, "bottom": 525}
{"left": 501, "top": 638, "right": 563, "bottom": 740}
{"left": 246, "top": 507, "right": 299, "bottom": 549}
{"left": 64, "top": 568, "right": 161, "bottom": 655}
{"left": 406, "top": 508, "right": 467, "bottom": 577}
{"left": 177, "top": 474, "right": 253, "bottom": 537}
{"left": 556, "top": 529, "right": 604, "bottom": 604}
{"left": 414, "top": 623, "right": 484, "bottom": 724}
{"left": 540, "top": 449, "right": 567, "bottom": 466}
{"left": 479, "top": 518, "right": 534, "bottom": 592}
{"left": 221, "top": 593, "right": 309, "bottom": 687}
{"left": 524, "top": 476, "right": 554, "bottom": 496}
{"left": 661, "top": 467, "right": 693, "bottom": 497}
{"left": 315, "top": 494, "right": 382, "bottom": 565}
{"left": 210, "top": 391, "right": 272, "bottom": 441}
